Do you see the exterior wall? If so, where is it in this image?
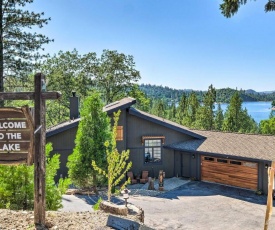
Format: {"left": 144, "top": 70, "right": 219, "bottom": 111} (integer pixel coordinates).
{"left": 258, "top": 161, "right": 271, "bottom": 194}
{"left": 46, "top": 127, "right": 78, "bottom": 178}
{"left": 125, "top": 113, "right": 194, "bottom": 178}
{"left": 115, "top": 109, "right": 127, "bottom": 152}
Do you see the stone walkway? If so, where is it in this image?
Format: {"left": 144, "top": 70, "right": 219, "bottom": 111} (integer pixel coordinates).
{"left": 127, "top": 177, "right": 190, "bottom": 197}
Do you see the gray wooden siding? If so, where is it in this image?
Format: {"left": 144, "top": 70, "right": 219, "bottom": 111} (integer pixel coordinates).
{"left": 125, "top": 114, "right": 195, "bottom": 178}
{"left": 47, "top": 127, "right": 78, "bottom": 178}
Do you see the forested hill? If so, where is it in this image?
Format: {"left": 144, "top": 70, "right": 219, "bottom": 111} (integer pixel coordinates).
{"left": 139, "top": 84, "right": 275, "bottom": 103}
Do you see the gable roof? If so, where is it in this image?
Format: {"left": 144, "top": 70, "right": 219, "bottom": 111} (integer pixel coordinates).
{"left": 128, "top": 107, "right": 205, "bottom": 140}
{"left": 103, "top": 97, "right": 136, "bottom": 114}
{"left": 165, "top": 130, "right": 275, "bottom": 162}
{"left": 47, "top": 97, "right": 136, "bottom": 137}
{"left": 46, "top": 118, "right": 80, "bottom": 138}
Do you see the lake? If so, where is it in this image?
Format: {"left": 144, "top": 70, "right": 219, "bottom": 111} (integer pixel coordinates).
{"left": 216, "top": 101, "right": 272, "bottom": 124}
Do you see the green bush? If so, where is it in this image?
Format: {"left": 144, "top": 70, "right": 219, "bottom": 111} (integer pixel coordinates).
{"left": 93, "top": 197, "right": 102, "bottom": 211}
{"left": 0, "top": 143, "right": 70, "bottom": 210}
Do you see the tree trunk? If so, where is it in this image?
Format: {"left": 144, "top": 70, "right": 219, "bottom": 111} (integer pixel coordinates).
{"left": 0, "top": 1, "right": 4, "bottom": 107}
{"left": 92, "top": 174, "right": 98, "bottom": 195}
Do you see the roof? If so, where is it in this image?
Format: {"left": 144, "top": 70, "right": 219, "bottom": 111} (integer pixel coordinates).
{"left": 128, "top": 107, "right": 205, "bottom": 140}
{"left": 165, "top": 130, "right": 275, "bottom": 162}
{"left": 46, "top": 118, "right": 80, "bottom": 138}
{"left": 47, "top": 97, "right": 136, "bottom": 137}
{"left": 103, "top": 97, "right": 136, "bottom": 114}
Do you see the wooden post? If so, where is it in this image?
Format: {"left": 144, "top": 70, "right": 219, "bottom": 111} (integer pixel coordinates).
{"left": 34, "top": 73, "right": 46, "bottom": 227}
{"left": 264, "top": 161, "right": 275, "bottom": 230}
{"left": 0, "top": 73, "right": 61, "bottom": 227}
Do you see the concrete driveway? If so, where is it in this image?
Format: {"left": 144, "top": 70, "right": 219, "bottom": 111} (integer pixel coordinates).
{"left": 128, "top": 181, "right": 275, "bottom": 230}
{"left": 60, "top": 180, "right": 275, "bottom": 229}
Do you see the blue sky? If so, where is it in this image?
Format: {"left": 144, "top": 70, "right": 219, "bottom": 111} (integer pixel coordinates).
{"left": 29, "top": 0, "right": 275, "bottom": 91}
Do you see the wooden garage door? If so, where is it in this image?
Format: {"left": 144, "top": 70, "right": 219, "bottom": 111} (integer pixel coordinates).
{"left": 201, "top": 156, "right": 258, "bottom": 190}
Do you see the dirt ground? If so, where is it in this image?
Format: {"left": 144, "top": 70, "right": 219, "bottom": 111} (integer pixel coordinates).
{"left": 0, "top": 209, "right": 139, "bottom": 230}
{"left": 0, "top": 209, "right": 109, "bottom": 229}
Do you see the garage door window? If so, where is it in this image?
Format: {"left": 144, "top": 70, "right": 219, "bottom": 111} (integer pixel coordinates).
{"left": 144, "top": 139, "right": 162, "bottom": 164}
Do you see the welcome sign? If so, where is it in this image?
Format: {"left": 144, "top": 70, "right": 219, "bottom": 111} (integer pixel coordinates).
{"left": 0, "top": 107, "right": 34, "bottom": 165}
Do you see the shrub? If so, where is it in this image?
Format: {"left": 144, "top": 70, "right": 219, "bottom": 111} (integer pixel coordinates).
{"left": 0, "top": 143, "right": 70, "bottom": 210}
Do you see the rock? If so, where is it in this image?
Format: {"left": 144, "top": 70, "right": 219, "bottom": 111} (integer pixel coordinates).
{"left": 100, "top": 201, "right": 128, "bottom": 216}
{"left": 107, "top": 215, "right": 153, "bottom": 230}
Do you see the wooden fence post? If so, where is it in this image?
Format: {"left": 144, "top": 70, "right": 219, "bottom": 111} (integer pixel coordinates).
{"left": 264, "top": 161, "right": 275, "bottom": 230}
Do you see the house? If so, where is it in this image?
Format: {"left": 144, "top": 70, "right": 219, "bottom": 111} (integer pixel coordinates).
{"left": 46, "top": 96, "right": 275, "bottom": 194}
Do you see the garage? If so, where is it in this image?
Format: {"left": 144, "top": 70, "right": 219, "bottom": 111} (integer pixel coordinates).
{"left": 201, "top": 155, "right": 258, "bottom": 190}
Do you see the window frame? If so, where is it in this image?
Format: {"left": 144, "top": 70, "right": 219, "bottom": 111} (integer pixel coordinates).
{"left": 144, "top": 138, "right": 163, "bottom": 165}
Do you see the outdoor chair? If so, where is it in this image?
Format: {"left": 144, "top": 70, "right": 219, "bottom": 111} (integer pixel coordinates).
{"left": 127, "top": 171, "right": 137, "bottom": 184}
{"left": 140, "top": 170, "right": 149, "bottom": 184}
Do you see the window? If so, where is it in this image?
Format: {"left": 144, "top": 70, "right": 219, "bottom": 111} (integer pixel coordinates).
{"left": 204, "top": 157, "right": 214, "bottom": 161}
{"left": 217, "top": 159, "right": 228, "bottom": 163}
{"left": 230, "top": 160, "right": 242, "bottom": 165}
{"left": 116, "top": 126, "right": 123, "bottom": 141}
{"left": 144, "top": 139, "right": 162, "bottom": 164}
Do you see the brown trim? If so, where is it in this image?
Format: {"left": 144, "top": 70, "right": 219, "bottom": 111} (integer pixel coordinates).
{"left": 141, "top": 136, "right": 165, "bottom": 145}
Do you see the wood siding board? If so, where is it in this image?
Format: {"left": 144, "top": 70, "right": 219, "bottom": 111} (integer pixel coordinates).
{"left": 201, "top": 155, "right": 258, "bottom": 190}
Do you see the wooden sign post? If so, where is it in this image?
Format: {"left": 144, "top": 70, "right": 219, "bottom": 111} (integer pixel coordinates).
{"left": 0, "top": 73, "right": 61, "bottom": 228}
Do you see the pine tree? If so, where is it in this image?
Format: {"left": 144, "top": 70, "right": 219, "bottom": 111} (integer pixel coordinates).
{"left": 214, "top": 103, "right": 224, "bottom": 131}
{"left": 0, "top": 0, "right": 52, "bottom": 106}
{"left": 67, "top": 93, "right": 111, "bottom": 193}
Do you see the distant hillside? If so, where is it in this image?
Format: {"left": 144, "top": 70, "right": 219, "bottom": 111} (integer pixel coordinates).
{"left": 139, "top": 84, "right": 275, "bottom": 103}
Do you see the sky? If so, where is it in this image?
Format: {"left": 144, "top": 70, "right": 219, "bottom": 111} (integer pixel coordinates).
{"left": 28, "top": 0, "right": 275, "bottom": 91}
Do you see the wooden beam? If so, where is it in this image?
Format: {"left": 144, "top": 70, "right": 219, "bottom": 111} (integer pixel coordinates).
{"left": 0, "top": 91, "right": 61, "bottom": 100}
{"left": 34, "top": 73, "right": 46, "bottom": 227}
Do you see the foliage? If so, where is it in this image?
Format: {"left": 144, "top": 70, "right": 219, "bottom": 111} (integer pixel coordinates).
{"left": 39, "top": 50, "right": 97, "bottom": 126}
{"left": 45, "top": 143, "right": 71, "bottom": 210}
{"left": 139, "top": 84, "right": 275, "bottom": 105}
{"left": 94, "top": 49, "right": 141, "bottom": 104}
{"left": 92, "top": 110, "right": 132, "bottom": 202}
{"left": 222, "top": 92, "right": 258, "bottom": 133}
{"left": 0, "top": 143, "right": 69, "bottom": 210}
{"left": 260, "top": 117, "right": 275, "bottom": 135}
{"left": 38, "top": 49, "right": 141, "bottom": 126}
{"left": 93, "top": 197, "right": 102, "bottom": 211}
{"left": 128, "top": 84, "right": 151, "bottom": 112}
{"left": 220, "top": 0, "right": 275, "bottom": 18}
{"left": 214, "top": 103, "right": 224, "bottom": 131}
{"left": 195, "top": 84, "right": 216, "bottom": 130}
{"left": 67, "top": 93, "right": 111, "bottom": 191}
{"left": 0, "top": 0, "right": 53, "bottom": 106}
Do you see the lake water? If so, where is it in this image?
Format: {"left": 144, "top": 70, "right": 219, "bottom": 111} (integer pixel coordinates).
{"left": 216, "top": 101, "right": 272, "bottom": 124}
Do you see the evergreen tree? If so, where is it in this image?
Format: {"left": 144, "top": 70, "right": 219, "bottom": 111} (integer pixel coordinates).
{"left": 184, "top": 92, "right": 200, "bottom": 127}
{"left": 92, "top": 110, "right": 132, "bottom": 202}
{"left": 176, "top": 93, "right": 187, "bottom": 125}
{"left": 214, "top": 103, "right": 224, "bottom": 131}
{"left": 270, "top": 100, "right": 275, "bottom": 118}
{"left": 195, "top": 84, "right": 216, "bottom": 130}
{"left": 222, "top": 91, "right": 242, "bottom": 132}
{"left": 223, "top": 91, "right": 258, "bottom": 133}
{"left": 220, "top": 0, "right": 275, "bottom": 18}
{"left": 0, "top": 0, "right": 52, "bottom": 106}
{"left": 67, "top": 93, "right": 111, "bottom": 193}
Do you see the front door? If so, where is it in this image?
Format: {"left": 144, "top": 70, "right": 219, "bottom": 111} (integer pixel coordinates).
{"left": 181, "top": 153, "right": 191, "bottom": 178}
